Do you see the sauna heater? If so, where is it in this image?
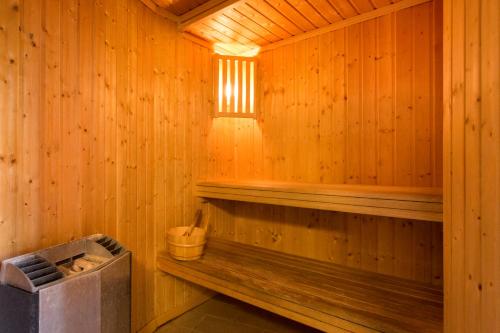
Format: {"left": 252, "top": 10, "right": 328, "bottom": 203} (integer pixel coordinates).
{"left": 0, "top": 235, "right": 131, "bottom": 333}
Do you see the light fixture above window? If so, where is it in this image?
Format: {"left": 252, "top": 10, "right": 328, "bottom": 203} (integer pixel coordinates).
{"left": 213, "top": 54, "right": 256, "bottom": 118}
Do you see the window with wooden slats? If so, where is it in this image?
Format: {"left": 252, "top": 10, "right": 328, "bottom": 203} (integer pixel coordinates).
{"left": 213, "top": 55, "right": 256, "bottom": 118}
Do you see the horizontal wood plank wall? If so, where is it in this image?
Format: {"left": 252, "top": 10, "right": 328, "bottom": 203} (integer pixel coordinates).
{"left": 443, "top": 0, "right": 499, "bottom": 331}
{"left": 206, "top": 1, "right": 443, "bottom": 285}
{"left": 0, "top": 0, "right": 213, "bottom": 331}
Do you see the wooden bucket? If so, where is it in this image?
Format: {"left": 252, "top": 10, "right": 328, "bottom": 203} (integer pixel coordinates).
{"left": 167, "top": 226, "right": 207, "bottom": 261}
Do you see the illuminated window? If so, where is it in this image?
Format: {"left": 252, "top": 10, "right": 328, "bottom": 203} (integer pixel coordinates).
{"left": 214, "top": 54, "right": 257, "bottom": 118}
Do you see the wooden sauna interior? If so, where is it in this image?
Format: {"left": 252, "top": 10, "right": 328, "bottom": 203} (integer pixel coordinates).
{"left": 0, "top": 0, "right": 498, "bottom": 332}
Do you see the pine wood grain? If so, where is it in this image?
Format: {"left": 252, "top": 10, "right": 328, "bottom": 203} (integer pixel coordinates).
{"left": 158, "top": 238, "right": 443, "bottom": 333}
{"left": 207, "top": 2, "right": 443, "bottom": 286}
{"left": 197, "top": 180, "right": 443, "bottom": 221}
{"left": 179, "top": 0, "right": 426, "bottom": 57}
{"left": 443, "top": 0, "right": 500, "bottom": 331}
{"left": 0, "top": 1, "right": 213, "bottom": 331}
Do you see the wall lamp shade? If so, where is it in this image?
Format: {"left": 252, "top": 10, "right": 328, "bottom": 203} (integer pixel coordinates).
{"left": 213, "top": 54, "right": 256, "bottom": 118}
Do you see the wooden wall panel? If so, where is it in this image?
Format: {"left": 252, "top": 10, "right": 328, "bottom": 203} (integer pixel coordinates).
{"left": 0, "top": 0, "right": 213, "bottom": 331}
{"left": 207, "top": 2, "right": 444, "bottom": 286}
{"left": 0, "top": 0, "right": 21, "bottom": 260}
{"left": 443, "top": 0, "right": 499, "bottom": 331}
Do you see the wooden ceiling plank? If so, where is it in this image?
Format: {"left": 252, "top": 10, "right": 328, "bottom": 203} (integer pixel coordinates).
{"left": 189, "top": 23, "right": 257, "bottom": 56}
{"left": 325, "top": 0, "right": 358, "bottom": 18}
{"left": 261, "top": 0, "right": 431, "bottom": 52}
{"left": 371, "top": 0, "right": 398, "bottom": 8}
{"left": 307, "top": 0, "right": 344, "bottom": 24}
{"left": 344, "top": 0, "right": 362, "bottom": 14}
{"left": 164, "top": 0, "right": 214, "bottom": 15}
{"left": 192, "top": 21, "right": 257, "bottom": 55}
{"left": 188, "top": 22, "right": 232, "bottom": 43}
{"left": 164, "top": 1, "right": 191, "bottom": 15}
{"left": 214, "top": 42, "right": 252, "bottom": 55}
{"left": 151, "top": 0, "right": 171, "bottom": 6}
{"left": 139, "top": 0, "right": 181, "bottom": 22}
{"left": 195, "top": 22, "right": 237, "bottom": 43}
{"left": 192, "top": 0, "right": 217, "bottom": 12}
{"left": 214, "top": 14, "right": 270, "bottom": 45}
{"left": 282, "top": 0, "right": 330, "bottom": 28}
{"left": 179, "top": 0, "right": 244, "bottom": 30}
{"left": 371, "top": 0, "right": 401, "bottom": 8}
{"left": 182, "top": 31, "right": 214, "bottom": 49}
{"left": 349, "top": 0, "right": 376, "bottom": 13}
{"left": 187, "top": 28, "right": 220, "bottom": 45}
{"left": 180, "top": 0, "right": 238, "bottom": 21}
{"left": 246, "top": 0, "right": 304, "bottom": 35}
{"left": 264, "top": 0, "right": 317, "bottom": 31}
{"left": 235, "top": 4, "right": 292, "bottom": 40}
{"left": 207, "top": 19, "right": 255, "bottom": 44}
{"left": 223, "top": 9, "right": 282, "bottom": 43}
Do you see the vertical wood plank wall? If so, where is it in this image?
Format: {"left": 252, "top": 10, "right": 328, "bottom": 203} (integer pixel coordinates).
{"left": 207, "top": 1, "right": 444, "bottom": 286}
{"left": 0, "top": 0, "right": 213, "bottom": 331}
{"left": 443, "top": 0, "right": 499, "bottom": 331}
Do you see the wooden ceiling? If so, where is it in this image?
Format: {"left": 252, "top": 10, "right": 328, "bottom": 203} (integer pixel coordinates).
{"left": 148, "top": 0, "right": 428, "bottom": 55}
{"left": 152, "top": 0, "right": 213, "bottom": 15}
{"left": 184, "top": 0, "right": 399, "bottom": 46}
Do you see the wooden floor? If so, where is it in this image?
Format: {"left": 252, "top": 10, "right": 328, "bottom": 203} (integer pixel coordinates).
{"left": 158, "top": 238, "right": 443, "bottom": 333}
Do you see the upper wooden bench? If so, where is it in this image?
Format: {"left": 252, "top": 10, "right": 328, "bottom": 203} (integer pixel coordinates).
{"left": 196, "top": 180, "right": 443, "bottom": 222}
{"left": 158, "top": 238, "right": 443, "bottom": 333}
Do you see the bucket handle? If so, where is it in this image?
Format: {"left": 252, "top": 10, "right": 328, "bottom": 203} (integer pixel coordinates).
{"left": 201, "top": 200, "right": 210, "bottom": 232}
{"left": 184, "top": 209, "right": 202, "bottom": 237}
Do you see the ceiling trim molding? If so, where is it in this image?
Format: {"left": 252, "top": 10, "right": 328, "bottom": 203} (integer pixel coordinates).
{"left": 182, "top": 32, "right": 214, "bottom": 50}
{"left": 178, "top": 0, "right": 244, "bottom": 31}
{"left": 260, "top": 0, "right": 432, "bottom": 53}
{"left": 139, "top": 0, "right": 181, "bottom": 23}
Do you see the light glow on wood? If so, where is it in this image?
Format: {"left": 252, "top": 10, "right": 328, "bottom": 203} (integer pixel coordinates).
{"left": 213, "top": 43, "right": 260, "bottom": 57}
{"left": 234, "top": 60, "right": 239, "bottom": 113}
{"left": 250, "top": 61, "right": 255, "bottom": 114}
{"left": 242, "top": 61, "right": 247, "bottom": 114}
{"left": 214, "top": 55, "right": 256, "bottom": 118}
{"left": 218, "top": 59, "right": 223, "bottom": 113}
{"left": 225, "top": 59, "right": 231, "bottom": 110}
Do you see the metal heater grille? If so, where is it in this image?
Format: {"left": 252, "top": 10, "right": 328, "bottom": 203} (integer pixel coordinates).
{"left": 16, "top": 256, "right": 63, "bottom": 288}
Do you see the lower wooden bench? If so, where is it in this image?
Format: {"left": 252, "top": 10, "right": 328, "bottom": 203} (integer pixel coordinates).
{"left": 157, "top": 238, "right": 443, "bottom": 333}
